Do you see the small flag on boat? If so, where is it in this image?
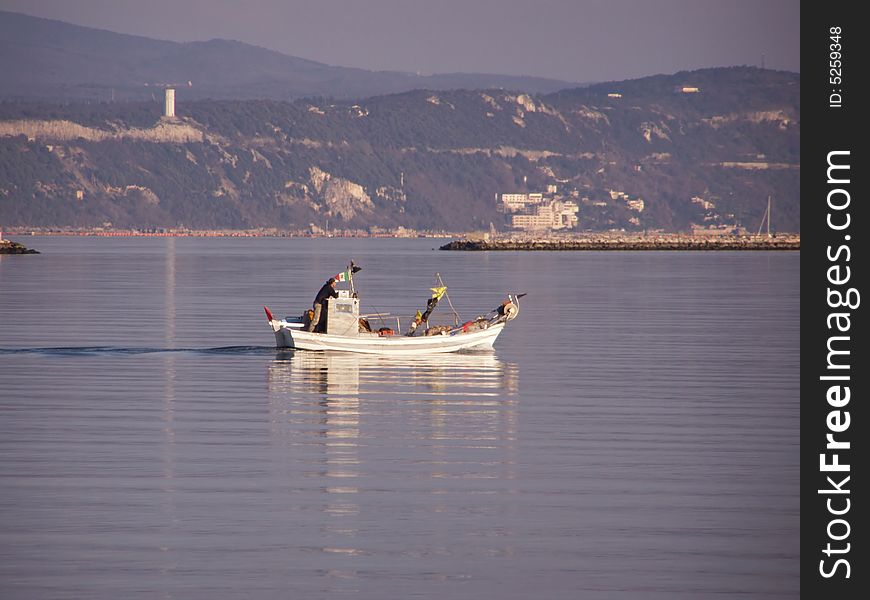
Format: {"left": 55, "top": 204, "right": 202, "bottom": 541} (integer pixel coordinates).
{"left": 334, "top": 263, "right": 361, "bottom": 283}
{"left": 430, "top": 286, "right": 447, "bottom": 300}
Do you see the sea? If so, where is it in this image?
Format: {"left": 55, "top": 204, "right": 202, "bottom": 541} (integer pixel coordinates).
{"left": 0, "top": 236, "right": 799, "bottom": 599}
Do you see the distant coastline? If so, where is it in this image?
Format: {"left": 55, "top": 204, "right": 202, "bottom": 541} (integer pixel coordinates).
{"left": 1, "top": 227, "right": 456, "bottom": 239}
{"left": 3, "top": 228, "right": 800, "bottom": 250}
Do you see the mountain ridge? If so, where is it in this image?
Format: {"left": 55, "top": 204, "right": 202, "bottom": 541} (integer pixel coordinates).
{"left": 0, "top": 10, "right": 578, "bottom": 101}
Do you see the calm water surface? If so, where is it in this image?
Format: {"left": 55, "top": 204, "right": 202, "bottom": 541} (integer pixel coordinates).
{"left": 0, "top": 237, "right": 799, "bottom": 599}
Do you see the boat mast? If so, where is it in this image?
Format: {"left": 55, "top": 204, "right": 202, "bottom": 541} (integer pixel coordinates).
{"left": 757, "top": 196, "right": 772, "bottom": 236}
{"left": 436, "top": 272, "right": 461, "bottom": 326}
{"left": 768, "top": 196, "right": 772, "bottom": 237}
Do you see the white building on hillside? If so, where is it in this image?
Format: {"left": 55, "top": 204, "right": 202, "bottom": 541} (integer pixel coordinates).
{"left": 500, "top": 188, "right": 579, "bottom": 231}
{"left": 510, "top": 200, "right": 578, "bottom": 231}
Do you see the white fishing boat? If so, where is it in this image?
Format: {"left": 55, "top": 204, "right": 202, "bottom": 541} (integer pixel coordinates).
{"left": 264, "top": 268, "right": 521, "bottom": 355}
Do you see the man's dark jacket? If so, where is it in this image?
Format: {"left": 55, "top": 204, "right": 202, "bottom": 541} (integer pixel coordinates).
{"left": 313, "top": 282, "right": 338, "bottom": 309}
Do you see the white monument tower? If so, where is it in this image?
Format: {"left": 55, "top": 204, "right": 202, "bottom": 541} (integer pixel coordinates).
{"left": 164, "top": 88, "right": 176, "bottom": 118}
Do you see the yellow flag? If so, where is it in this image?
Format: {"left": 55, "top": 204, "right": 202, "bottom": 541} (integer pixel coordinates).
{"left": 430, "top": 286, "right": 447, "bottom": 300}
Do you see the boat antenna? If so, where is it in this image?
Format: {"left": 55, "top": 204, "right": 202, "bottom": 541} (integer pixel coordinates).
{"left": 436, "top": 272, "right": 461, "bottom": 325}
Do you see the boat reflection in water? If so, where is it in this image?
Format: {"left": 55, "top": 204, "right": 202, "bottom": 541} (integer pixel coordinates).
{"left": 265, "top": 351, "right": 520, "bottom": 582}
{"left": 267, "top": 349, "right": 518, "bottom": 399}
{"left": 265, "top": 350, "right": 519, "bottom": 452}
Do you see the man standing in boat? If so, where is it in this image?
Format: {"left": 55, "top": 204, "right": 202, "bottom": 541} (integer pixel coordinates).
{"left": 308, "top": 277, "right": 338, "bottom": 332}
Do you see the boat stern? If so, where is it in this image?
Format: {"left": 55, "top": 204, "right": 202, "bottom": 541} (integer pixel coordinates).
{"left": 265, "top": 306, "right": 305, "bottom": 348}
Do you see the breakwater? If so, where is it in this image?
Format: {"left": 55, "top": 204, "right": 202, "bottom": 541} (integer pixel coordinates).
{"left": 440, "top": 234, "right": 800, "bottom": 251}
{"left": 0, "top": 240, "right": 39, "bottom": 254}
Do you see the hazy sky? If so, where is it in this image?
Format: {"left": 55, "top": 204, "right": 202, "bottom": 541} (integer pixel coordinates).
{"left": 2, "top": 0, "right": 799, "bottom": 82}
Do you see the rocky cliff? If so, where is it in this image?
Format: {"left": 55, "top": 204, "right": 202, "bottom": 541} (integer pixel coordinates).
{"left": 0, "top": 67, "right": 800, "bottom": 232}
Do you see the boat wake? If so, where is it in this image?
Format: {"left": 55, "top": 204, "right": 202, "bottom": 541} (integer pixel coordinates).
{"left": 0, "top": 345, "right": 276, "bottom": 356}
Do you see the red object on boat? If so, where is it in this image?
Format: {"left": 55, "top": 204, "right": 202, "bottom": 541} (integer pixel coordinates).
{"left": 264, "top": 306, "right": 274, "bottom": 321}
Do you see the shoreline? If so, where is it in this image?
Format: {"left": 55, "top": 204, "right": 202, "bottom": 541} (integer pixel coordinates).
{"left": 3, "top": 229, "right": 800, "bottom": 251}
{"left": 0, "top": 228, "right": 456, "bottom": 239}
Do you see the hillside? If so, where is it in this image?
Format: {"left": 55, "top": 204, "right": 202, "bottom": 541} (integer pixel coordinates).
{"left": 0, "top": 10, "right": 574, "bottom": 102}
{"left": 0, "top": 67, "right": 800, "bottom": 233}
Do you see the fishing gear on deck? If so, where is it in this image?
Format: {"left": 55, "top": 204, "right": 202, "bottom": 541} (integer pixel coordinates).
{"left": 494, "top": 293, "right": 526, "bottom": 321}
{"left": 407, "top": 284, "right": 448, "bottom": 335}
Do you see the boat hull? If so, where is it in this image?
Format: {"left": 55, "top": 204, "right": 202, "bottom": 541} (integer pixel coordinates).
{"left": 271, "top": 321, "right": 505, "bottom": 354}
